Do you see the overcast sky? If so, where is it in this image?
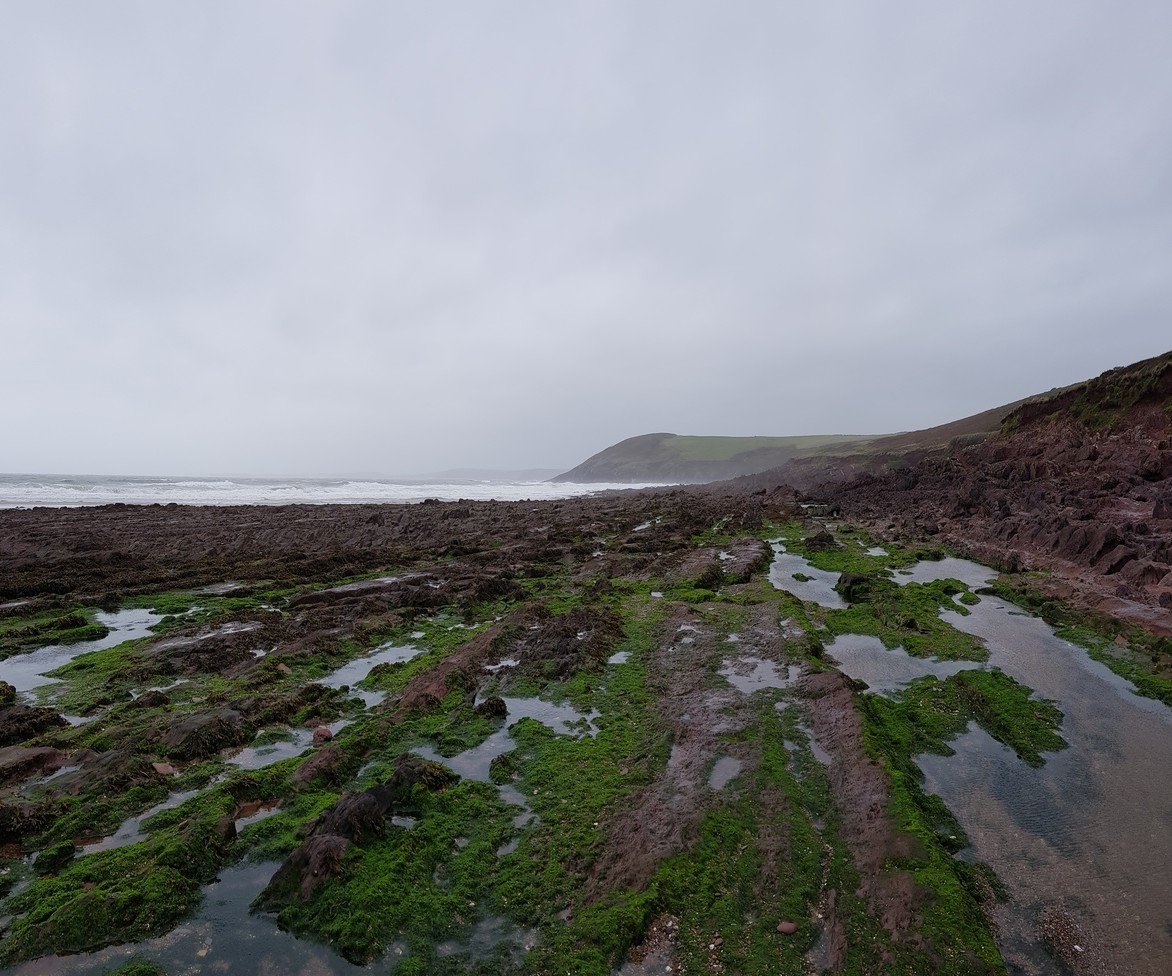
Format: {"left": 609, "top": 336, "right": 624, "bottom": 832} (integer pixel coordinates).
{"left": 2, "top": 2, "right": 1170, "bottom": 477}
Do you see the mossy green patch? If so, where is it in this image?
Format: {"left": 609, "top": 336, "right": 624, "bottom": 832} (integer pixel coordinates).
{"left": 0, "top": 606, "right": 109, "bottom": 658}
{"left": 863, "top": 669, "right": 1066, "bottom": 768}
{"left": 825, "top": 578, "right": 987, "bottom": 662}
{"left": 265, "top": 780, "right": 513, "bottom": 964}
{"left": 103, "top": 960, "right": 168, "bottom": 976}
{"left": 0, "top": 789, "right": 236, "bottom": 964}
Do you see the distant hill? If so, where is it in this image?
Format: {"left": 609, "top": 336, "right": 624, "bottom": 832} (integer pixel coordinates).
{"left": 553, "top": 397, "right": 1033, "bottom": 485}
{"left": 551, "top": 432, "right": 877, "bottom": 484}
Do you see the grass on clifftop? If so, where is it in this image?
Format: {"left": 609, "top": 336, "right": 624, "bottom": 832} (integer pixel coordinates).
{"left": 663, "top": 434, "right": 870, "bottom": 461}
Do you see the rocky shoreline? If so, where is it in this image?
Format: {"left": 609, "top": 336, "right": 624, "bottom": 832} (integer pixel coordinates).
{"left": 1, "top": 350, "right": 1170, "bottom": 976}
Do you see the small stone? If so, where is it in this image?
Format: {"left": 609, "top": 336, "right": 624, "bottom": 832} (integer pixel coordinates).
{"left": 312, "top": 726, "right": 333, "bottom": 745}
{"left": 275, "top": 663, "right": 292, "bottom": 675}
{"left": 152, "top": 762, "right": 177, "bottom": 776}
{"left": 776, "top": 920, "right": 798, "bottom": 935}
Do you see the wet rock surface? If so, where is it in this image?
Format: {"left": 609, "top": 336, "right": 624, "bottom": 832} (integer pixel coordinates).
{"left": 819, "top": 354, "right": 1172, "bottom": 635}
{"left": 0, "top": 704, "right": 67, "bottom": 748}
{"left": 0, "top": 476, "right": 1166, "bottom": 975}
{"left": 261, "top": 753, "right": 457, "bottom": 904}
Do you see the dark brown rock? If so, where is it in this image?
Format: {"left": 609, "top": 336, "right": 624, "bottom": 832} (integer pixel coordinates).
{"left": 0, "top": 704, "right": 67, "bottom": 747}
{"left": 160, "top": 707, "right": 248, "bottom": 760}
{"left": 474, "top": 695, "right": 508, "bottom": 720}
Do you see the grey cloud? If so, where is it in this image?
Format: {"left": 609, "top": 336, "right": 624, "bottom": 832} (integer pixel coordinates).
{"left": 1, "top": 1, "right": 1170, "bottom": 475}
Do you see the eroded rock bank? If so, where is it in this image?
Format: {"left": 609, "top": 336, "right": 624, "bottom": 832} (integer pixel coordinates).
{"left": 817, "top": 354, "right": 1172, "bottom": 636}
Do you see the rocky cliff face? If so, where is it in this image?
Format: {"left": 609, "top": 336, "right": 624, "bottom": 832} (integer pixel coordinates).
{"left": 821, "top": 352, "right": 1172, "bottom": 632}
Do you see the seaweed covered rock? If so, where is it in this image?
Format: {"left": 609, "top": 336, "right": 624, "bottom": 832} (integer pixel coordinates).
{"left": 805, "top": 529, "right": 838, "bottom": 552}
{"left": 40, "top": 749, "right": 152, "bottom": 798}
{"left": 127, "top": 689, "right": 170, "bottom": 709}
{"left": 0, "top": 785, "right": 237, "bottom": 967}
{"left": 316, "top": 790, "right": 387, "bottom": 842}
{"left": 509, "top": 606, "right": 624, "bottom": 681}
{"left": 719, "top": 538, "right": 771, "bottom": 584}
{"left": 0, "top": 799, "right": 54, "bottom": 844}
{"left": 663, "top": 549, "right": 725, "bottom": 590}
{"left": 293, "top": 743, "right": 347, "bottom": 785}
{"left": 260, "top": 753, "right": 456, "bottom": 906}
{"left": 232, "top": 682, "right": 342, "bottom": 728}
{"left": 159, "top": 708, "right": 248, "bottom": 760}
{"left": 278, "top": 833, "right": 352, "bottom": 903}
{"left": 0, "top": 703, "right": 67, "bottom": 747}
{"left": 0, "top": 746, "right": 68, "bottom": 784}
{"left": 835, "top": 572, "right": 880, "bottom": 603}
{"left": 386, "top": 752, "right": 457, "bottom": 796}
{"left": 474, "top": 695, "right": 508, "bottom": 719}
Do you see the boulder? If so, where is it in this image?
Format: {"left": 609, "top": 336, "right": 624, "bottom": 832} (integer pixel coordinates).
{"left": 474, "top": 696, "right": 508, "bottom": 720}
{"left": 294, "top": 744, "right": 346, "bottom": 785}
{"left": 805, "top": 530, "right": 838, "bottom": 552}
{"left": 160, "top": 708, "right": 248, "bottom": 760}
{"left": 834, "top": 572, "right": 879, "bottom": 603}
{"left": 0, "top": 703, "right": 67, "bottom": 747}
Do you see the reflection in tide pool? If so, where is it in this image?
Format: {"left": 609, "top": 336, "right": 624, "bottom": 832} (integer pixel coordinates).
{"left": 893, "top": 556, "right": 994, "bottom": 589}
{"left": 720, "top": 656, "right": 802, "bottom": 694}
{"left": 316, "top": 640, "right": 425, "bottom": 707}
{"left": 826, "top": 634, "right": 983, "bottom": 695}
{"left": 708, "top": 755, "right": 743, "bottom": 790}
{"left": 2, "top": 861, "right": 390, "bottom": 976}
{"left": 835, "top": 555, "right": 1171, "bottom": 975}
{"left": 227, "top": 720, "right": 346, "bottom": 770}
{"left": 3, "top": 608, "right": 162, "bottom": 696}
{"left": 414, "top": 694, "right": 599, "bottom": 852}
{"left": 766, "top": 542, "right": 845, "bottom": 608}
{"left": 414, "top": 695, "right": 599, "bottom": 782}
{"left": 78, "top": 787, "right": 205, "bottom": 854}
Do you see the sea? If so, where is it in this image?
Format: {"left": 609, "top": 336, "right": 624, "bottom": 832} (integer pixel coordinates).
{"left": 0, "top": 474, "right": 663, "bottom": 508}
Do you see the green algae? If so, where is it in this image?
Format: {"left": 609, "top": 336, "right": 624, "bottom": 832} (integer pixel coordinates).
{"left": 0, "top": 789, "right": 236, "bottom": 964}
{"left": 0, "top": 606, "right": 109, "bottom": 658}
{"left": 266, "top": 781, "right": 514, "bottom": 964}
{"left": 103, "top": 960, "right": 168, "bottom": 976}
{"left": 825, "top": 577, "right": 987, "bottom": 661}
{"left": 862, "top": 669, "right": 1066, "bottom": 770}
{"left": 0, "top": 525, "right": 1025, "bottom": 973}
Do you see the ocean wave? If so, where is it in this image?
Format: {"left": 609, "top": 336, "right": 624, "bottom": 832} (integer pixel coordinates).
{"left": 0, "top": 476, "right": 668, "bottom": 508}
